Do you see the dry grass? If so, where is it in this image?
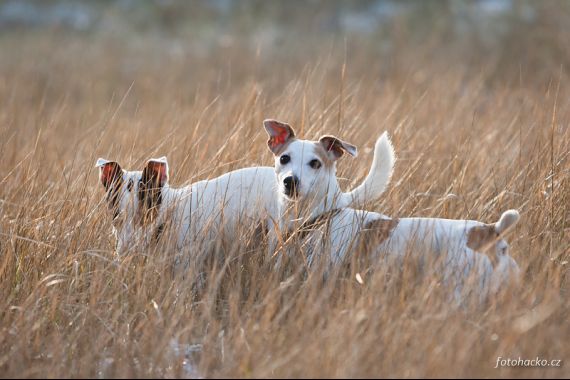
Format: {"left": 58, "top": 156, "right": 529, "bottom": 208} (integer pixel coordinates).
{"left": 0, "top": 27, "right": 569, "bottom": 378}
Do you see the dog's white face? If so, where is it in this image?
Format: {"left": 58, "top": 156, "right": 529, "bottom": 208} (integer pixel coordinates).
{"left": 96, "top": 157, "right": 168, "bottom": 254}
{"left": 264, "top": 119, "right": 357, "bottom": 203}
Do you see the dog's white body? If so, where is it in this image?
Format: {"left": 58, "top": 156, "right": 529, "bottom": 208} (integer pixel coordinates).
{"left": 97, "top": 164, "right": 279, "bottom": 254}
{"left": 293, "top": 208, "right": 520, "bottom": 299}
{"left": 170, "top": 167, "right": 277, "bottom": 235}
{"left": 96, "top": 121, "right": 395, "bottom": 254}
{"left": 265, "top": 120, "right": 520, "bottom": 299}
{"left": 147, "top": 167, "right": 278, "bottom": 252}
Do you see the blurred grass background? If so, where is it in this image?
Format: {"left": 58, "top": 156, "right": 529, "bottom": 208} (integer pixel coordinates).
{"left": 0, "top": 1, "right": 568, "bottom": 378}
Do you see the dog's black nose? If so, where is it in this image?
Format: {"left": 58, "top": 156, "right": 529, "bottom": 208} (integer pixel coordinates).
{"left": 283, "top": 176, "right": 299, "bottom": 196}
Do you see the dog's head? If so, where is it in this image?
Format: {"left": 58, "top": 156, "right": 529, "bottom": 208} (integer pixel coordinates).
{"left": 96, "top": 157, "right": 169, "bottom": 254}
{"left": 264, "top": 119, "right": 357, "bottom": 204}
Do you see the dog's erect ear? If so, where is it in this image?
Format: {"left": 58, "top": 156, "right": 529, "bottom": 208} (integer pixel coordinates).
{"left": 319, "top": 135, "right": 358, "bottom": 161}
{"left": 142, "top": 157, "right": 169, "bottom": 188}
{"left": 264, "top": 119, "right": 296, "bottom": 154}
{"left": 96, "top": 158, "right": 123, "bottom": 190}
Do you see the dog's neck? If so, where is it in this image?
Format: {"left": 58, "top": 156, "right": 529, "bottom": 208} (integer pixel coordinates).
{"left": 149, "top": 183, "right": 192, "bottom": 225}
{"left": 277, "top": 177, "right": 350, "bottom": 232}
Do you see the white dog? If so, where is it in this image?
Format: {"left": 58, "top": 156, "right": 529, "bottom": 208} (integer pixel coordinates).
{"left": 95, "top": 120, "right": 395, "bottom": 255}
{"left": 96, "top": 159, "right": 276, "bottom": 254}
{"left": 265, "top": 120, "right": 520, "bottom": 299}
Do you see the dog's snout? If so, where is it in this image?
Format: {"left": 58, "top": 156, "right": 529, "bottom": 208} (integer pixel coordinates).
{"left": 283, "top": 176, "right": 298, "bottom": 190}
{"left": 283, "top": 176, "right": 299, "bottom": 196}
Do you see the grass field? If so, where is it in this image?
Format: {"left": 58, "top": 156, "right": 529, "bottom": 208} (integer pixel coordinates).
{"left": 0, "top": 4, "right": 569, "bottom": 377}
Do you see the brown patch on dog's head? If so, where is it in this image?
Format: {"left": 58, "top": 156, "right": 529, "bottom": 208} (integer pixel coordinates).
{"left": 138, "top": 157, "right": 169, "bottom": 225}
{"left": 318, "top": 135, "right": 358, "bottom": 161}
{"left": 96, "top": 159, "right": 124, "bottom": 218}
{"left": 97, "top": 159, "right": 123, "bottom": 190}
{"left": 264, "top": 119, "right": 296, "bottom": 155}
{"left": 313, "top": 144, "right": 336, "bottom": 169}
{"left": 311, "top": 136, "right": 358, "bottom": 171}
{"left": 466, "top": 224, "right": 500, "bottom": 251}
{"left": 467, "top": 224, "right": 501, "bottom": 266}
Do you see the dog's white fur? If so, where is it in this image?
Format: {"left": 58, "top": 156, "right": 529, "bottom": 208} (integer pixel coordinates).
{"left": 267, "top": 121, "right": 521, "bottom": 300}
{"left": 96, "top": 158, "right": 277, "bottom": 254}
{"left": 264, "top": 119, "right": 395, "bottom": 233}
{"left": 95, "top": 120, "right": 395, "bottom": 254}
{"left": 297, "top": 209, "right": 520, "bottom": 300}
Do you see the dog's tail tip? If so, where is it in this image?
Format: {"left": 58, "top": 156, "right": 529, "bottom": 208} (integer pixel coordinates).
{"left": 375, "top": 131, "right": 396, "bottom": 161}
{"left": 376, "top": 130, "right": 391, "bottom": 147}
{"left": 495, "top": 209, "right": 520, "bottom": 234}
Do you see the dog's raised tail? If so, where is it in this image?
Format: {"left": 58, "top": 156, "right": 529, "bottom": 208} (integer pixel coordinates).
{"left": 495, "top": 209, "right": 520, "bottom": 235}
{"left": 345, "top": 131, "right": 396, "bottom": 207}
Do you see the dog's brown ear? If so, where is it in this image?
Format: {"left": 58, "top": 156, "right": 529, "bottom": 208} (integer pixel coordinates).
{"left": 319, "top": 135, "right": 358, "bottom": 161}
{"left": 141, "top": 157, "right": 169, "bottom": 188}
{"left": 96, "top": 158, "right": 123, "bottom": 190}
{"left": 264, "top": 119, "right": 296, "bottom": 154}
{"left": 139, "top": 157, "right": 168, "bottom": 223}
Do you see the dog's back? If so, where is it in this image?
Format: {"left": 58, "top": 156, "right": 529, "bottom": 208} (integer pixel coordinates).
{"left": 296, "top": 208, "right": 520, "bottom": 299}
{"left": 165, "top": 166, "right": 278, "bottom": 249}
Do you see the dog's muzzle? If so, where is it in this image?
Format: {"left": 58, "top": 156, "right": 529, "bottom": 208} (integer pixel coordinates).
{"left": 283, "top": 175, "right": 299, "bottom": 198}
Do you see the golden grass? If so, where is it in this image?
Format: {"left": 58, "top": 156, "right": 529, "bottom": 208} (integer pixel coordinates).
{"left": 0, "top": 31, "right": 568, "bottom": 378}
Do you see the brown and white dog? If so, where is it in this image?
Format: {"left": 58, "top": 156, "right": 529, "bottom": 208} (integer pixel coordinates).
{"left": 266, "top": 120, "right": 521, "bottom": 300}
{"left": 96, "top": 157, "right": 277, "bottom": 254}
{"left": 95, "top": 120, "right": 395, "bottom": 255}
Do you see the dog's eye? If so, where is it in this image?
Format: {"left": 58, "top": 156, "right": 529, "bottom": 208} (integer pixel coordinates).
{"left": 280, "top": 155, "right": 290, "bottom": 165}
{"left": 309, "top": 159, "right": 322, "bottom": 169}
